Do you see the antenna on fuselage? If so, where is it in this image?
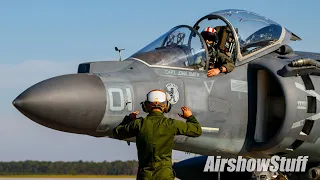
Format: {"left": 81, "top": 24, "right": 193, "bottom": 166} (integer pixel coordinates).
{"left": 115, "top": 47, "right": 125, "bottom": 61}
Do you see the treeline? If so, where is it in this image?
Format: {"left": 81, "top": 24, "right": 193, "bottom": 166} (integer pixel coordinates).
{"left": 0, "top": 160, "right": 138, "bottom": 175}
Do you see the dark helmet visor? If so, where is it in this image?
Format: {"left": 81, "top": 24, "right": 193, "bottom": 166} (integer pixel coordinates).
{"left": 201, "top": 31, "right": 218, "bottom": 42}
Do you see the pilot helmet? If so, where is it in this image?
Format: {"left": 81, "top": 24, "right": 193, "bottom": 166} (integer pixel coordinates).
{"left": 201, "top": 27, "right": 219, "bottom": 44}
{"left": 141, "top": 89, "right": 171, "bottom": 113}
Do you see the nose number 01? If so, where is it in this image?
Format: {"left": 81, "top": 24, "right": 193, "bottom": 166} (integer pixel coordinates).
{"left": 108, "top": 87, "right": 133, "bottom": 112}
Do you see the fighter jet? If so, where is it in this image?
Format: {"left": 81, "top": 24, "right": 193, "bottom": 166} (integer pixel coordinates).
{"left": 12, "top": 9, "right": 320, "bottom": 179}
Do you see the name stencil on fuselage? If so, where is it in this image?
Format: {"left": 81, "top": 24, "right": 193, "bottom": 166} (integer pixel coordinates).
{"left": 164, "top": 69, "right": 201, "bottom": 77}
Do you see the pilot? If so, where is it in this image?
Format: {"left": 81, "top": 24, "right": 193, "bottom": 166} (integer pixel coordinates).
{"left": 201, "top": 27, "right": 235, "bottom": 77}
{"left": 113, "top": 89, "right": 202, "bottom": 180}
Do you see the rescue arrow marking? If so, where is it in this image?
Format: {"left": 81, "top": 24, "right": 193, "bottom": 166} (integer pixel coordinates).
{"left": 292, "top": 82, "right": 320, "bottom": 129}
{"left": 204, "top": 80, "right": 214, "bottom": 94}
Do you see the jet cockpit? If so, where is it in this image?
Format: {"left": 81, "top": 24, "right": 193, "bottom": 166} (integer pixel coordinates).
{"left": 129, "top": 25, "right": 210, "bottom": 71}
{"left": 128, "top": 9, "right": 302, "bottom": 70}
{"left": 193, "top": 9, "right": 301, "bottom": 64}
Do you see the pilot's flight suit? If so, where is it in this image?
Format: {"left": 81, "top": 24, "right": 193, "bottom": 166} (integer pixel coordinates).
{"left": 208, "top": 45, "right": 235, "bottom": 73}
{"left": 113, "top": 111, "right": 202, "bottom": 180}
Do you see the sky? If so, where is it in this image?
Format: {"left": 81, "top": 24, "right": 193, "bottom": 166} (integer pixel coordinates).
{"left": 0, "top": 0, "right": 320, "bottom": 162}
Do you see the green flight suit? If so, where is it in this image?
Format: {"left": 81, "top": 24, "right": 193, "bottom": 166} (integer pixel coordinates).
{"left": 113, "top": 111, "right": 202, "bottom": 180}
{"left": 208, "top": 46, "right": 235, "bottom": 73}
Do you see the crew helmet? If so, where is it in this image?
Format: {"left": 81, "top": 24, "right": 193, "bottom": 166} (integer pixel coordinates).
{"left": 201, "top": 27, "right": 219, "bottom": 43}
{"left": 141, "top": 89, "right": 171, "bottom": 113}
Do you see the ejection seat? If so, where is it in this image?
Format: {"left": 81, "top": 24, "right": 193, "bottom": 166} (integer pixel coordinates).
{"left": 214, "top": 26, "right": 236, "bottom": 60}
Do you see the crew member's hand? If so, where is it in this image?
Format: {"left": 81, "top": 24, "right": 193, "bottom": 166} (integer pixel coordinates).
{"left": 207, "top": 68, "right": 220, "bottom": 77}
{"left": 178, "top": 106, "right": 192, "bottom": 119}
{"left": 129, "top": 111, "right": 139, "bottom": 120}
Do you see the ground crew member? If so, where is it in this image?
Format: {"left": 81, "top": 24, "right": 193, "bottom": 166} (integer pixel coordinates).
{"left": 113, "top": 89, "right": 202, "bottom": 180}
{"left": 201, "top": 26, "right": 235, "bottom": 77}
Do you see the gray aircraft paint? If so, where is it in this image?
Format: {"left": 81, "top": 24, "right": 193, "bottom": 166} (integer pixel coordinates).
{"left": 12, "top": 9, "right": 320, "bottom": 180}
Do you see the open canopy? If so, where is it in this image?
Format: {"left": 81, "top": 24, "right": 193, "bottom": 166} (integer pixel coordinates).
{"left": 194, "top": 9, "right": 301, "bottom": 62}
{"left": 128, "top": 9, "right": 301, "bottom": 69}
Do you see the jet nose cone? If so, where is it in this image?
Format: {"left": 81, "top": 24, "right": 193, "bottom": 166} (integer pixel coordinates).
{"left": 12, "top": 90, "right": 37, "bottom": 111}
{"left": 13, "top": 74, "right": 106, "bottom": 132}
{"left": 12, "top": 97, "right": 22, "bottom": 108}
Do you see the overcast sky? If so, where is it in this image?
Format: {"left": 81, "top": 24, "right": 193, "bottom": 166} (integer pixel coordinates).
{"left": 1, "top": 0, "right": 320, "bottom": 162}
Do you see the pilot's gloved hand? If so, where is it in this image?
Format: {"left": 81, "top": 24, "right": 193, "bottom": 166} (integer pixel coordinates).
{"left": 207, "top": 68, "right": 220, "bottom": 77}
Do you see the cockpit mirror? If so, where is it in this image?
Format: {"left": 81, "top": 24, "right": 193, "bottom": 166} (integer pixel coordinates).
{"left": 208, "top": 17, "right": 218, "bottom": 20}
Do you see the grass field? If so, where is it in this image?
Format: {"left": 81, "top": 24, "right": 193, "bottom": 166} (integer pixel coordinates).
{"left": 0, "top": 175, "right": 136, "bottom": 178}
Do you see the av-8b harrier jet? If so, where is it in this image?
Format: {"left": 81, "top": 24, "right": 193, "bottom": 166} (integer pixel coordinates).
{"left": 12, "top": 9, "right": 320, "bottom": 179}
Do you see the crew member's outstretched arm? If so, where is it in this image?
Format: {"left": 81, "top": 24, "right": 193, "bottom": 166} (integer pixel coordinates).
{"left": 173, "top": 106, "right": 202, "bottom": 137}
{"left": 218, "top": 52, "right": 235, "bottom": 73}
{"left": 173, "top": 115, "right": 202, "bottom": 137}
{"left": 113, "top": 112, "right": 142, "bottom": 140}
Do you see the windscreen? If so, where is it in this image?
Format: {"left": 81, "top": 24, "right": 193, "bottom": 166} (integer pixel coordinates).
{"left": 129, "top": 25, "right": 208, "bottom": 70}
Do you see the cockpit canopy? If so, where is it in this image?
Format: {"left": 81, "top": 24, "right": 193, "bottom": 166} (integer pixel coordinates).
{"left": 128, "top": 9, "right": 301, "bottom": 69}
{"left": 130, "top": 25, "right": 209, "bottom": 71}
